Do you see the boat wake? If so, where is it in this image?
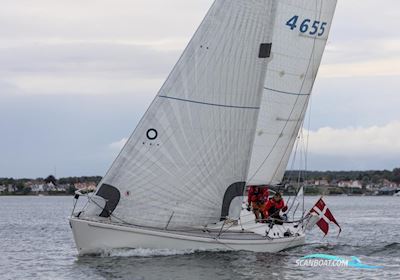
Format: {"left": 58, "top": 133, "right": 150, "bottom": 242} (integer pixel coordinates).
{"left": 81, "top": 248, "right": 238, "bottom": 258}
{"left": 83, "top": 248, "right": 232, "bottom": 258}
{"left": 88, "top": 248, "right": 197, "bottom": 258}
{"left": 292, "top": 242, "right": 400, "bottom": 258}
{"left": 78, "top": 242, "right": 400, "bottom": 260}
{"left": 369, "top": 242, "right": 400, "bottom": 257}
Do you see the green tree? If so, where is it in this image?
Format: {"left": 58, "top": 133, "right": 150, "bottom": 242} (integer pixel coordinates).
{"left": 362, "top": 176, "right": 370, "bottom": 185}
{"left": 16, "top": 182, "right": 25, "bottom": 192}
{"left": 67, "top": 185, "right": 77, "bottom": 195}
{"left": 45, "top": 175, "right": 57, "bottom": 185}
{"left": 393, "top": 168, "right": 400, "bottom": 184}
{"left": 23, "top": 186, "right": 32, "bottom": 195}
{"left": 371, "top": 175, "right": 380, "bottom": 184}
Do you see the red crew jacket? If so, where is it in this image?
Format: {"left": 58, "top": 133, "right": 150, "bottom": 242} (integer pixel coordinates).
{"left": 264, "top": 198, "right": 287, "bottom": 217}
{"left": 247, "top": 186, "right": 269, "bottom": 204}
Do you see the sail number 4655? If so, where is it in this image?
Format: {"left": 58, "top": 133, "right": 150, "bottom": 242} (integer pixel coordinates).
{"left": 286, "top": 15, "right": 327, "bottom": 36}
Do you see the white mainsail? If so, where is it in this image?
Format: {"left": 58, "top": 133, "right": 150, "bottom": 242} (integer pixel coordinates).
{"left": 84, "top": 0, "right": 278, "bottom": 229}
{"left": 247, "top": 0, "right": 337, "bottom": 185}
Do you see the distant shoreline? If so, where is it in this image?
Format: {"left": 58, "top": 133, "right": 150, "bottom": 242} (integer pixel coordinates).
{"left": 1, "top": 170, "right": 399, "bottom": 197}
{"left": 0, "top": 193, "right": 73, "bottom": 197}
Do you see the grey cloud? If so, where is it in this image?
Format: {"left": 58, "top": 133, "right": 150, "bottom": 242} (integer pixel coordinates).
{"left": 0, "top": 92, "right": 153, "bottom": 178}
{"left": 323, "top": 40, "right": 400, "bottom": 65}
{"left": 311, "top": 75, "right": 400, "bottom": 129}
{"left": 0, "top": 0, "right": 212, "bottom": 41}
{"left": 331, "top": 0, "right": 400, "bottom": 41}
{"left": 308, "top": 153, "right": 400, "bottom": 172}
{"left": 0, "top": 42, "right": 180, "bottom": 78}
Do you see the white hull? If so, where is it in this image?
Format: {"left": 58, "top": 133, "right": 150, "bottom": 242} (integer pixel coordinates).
{"left": 70, "top": 217, "right": 305, "bottom": 255}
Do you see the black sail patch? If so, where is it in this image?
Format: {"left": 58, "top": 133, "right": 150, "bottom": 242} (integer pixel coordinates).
{"left": 220, "top": 182, "right": 246, "bottom": 221}
{"left": 96, "top": 184, "right": 121, "bottom": 218}
{"left": 259, "top": 43, "right": 272, "bottom": 58}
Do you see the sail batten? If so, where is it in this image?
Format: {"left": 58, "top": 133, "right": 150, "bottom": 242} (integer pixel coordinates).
{"left": 158, "top": 96, "right": 261, "bottom": 110}
{"left": 264, "top": 87, "right": 311, "bottom": 96}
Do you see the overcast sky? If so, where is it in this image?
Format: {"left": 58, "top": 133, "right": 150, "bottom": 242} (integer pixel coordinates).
{"left": 1, "top": 0, "right": 399, "bottom": 178}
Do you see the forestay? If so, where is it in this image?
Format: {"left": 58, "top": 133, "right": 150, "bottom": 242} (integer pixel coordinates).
{"left": 84, "top": 0, "right": 277, "bottom": 229}
{"left": 247, "top": 0, "right": 337, "bottom": 185}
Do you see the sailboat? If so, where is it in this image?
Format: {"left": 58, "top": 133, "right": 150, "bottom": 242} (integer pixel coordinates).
{"left": 70, "top": 0, "right": 338, "bottom": 255}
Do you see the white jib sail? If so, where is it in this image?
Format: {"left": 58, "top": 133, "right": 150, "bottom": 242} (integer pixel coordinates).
{"left": 247, "top": 0, "right": 338, "bottom": 185}
{"left": 84, "top": 0, "right": 278, "bottom": 229}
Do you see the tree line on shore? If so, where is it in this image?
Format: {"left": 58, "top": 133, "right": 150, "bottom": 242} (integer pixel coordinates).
{"left": 0, "top": 175, "right": 102, "bottom": 195}
{"left": 1, "top": 168, "right": 399, "bottom": 195}
{"left": 283, "top": 168, "right": 400, "bottom": 184}
{"left": 0, "top": 175, "right": 102, "bottom": 186}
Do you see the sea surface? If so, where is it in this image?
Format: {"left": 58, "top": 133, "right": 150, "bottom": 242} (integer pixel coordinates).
{"left": 1, "top": 196, "right": 399, "bottom": 280}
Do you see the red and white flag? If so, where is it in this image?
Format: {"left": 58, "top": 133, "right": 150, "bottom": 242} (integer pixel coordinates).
{"left": 310, "top": 198, "right": 342, "bottom": 236}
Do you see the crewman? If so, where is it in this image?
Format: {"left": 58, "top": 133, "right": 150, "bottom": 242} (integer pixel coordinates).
{"left": 247, "top": 186, "right": 269, "bottom": 222}
{"left": 263, "top": 192, "right": 288, "bottom": 224}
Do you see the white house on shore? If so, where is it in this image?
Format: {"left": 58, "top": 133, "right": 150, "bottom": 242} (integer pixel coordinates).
{"left": 74, "top": 182, "right": 97, "bottom": 192}
{"left": 29, "top": 182, "right": 68, "bottom": 193}
{"left": 338, "top": 180, "right": 363, "bottom": 189}
{"left": 314, "top": 180, "right": 330, "bottom": 186}
{"left": 382, "top": 179, "right": 398, "bottom": 188}
{"left": 31, "top": 184, "right": 45, "bottom": 193}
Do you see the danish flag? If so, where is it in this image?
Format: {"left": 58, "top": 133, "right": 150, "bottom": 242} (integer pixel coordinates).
{"left": 310, "top": 198, "right": 342, "bottom": 236}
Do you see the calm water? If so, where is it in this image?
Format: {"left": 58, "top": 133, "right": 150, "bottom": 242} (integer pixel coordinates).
{"left": 1, "top": 196, "right": 399, "bottom": 280}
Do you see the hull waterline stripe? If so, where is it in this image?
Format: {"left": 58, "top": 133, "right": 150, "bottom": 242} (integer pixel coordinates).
{"left": 264, "top": 87, "right": 311, "bottom": 96}
{"left": 159, "top": 95, "right": 260, "bottom": 110}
